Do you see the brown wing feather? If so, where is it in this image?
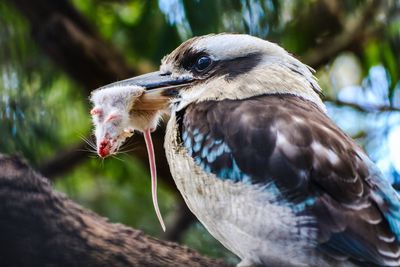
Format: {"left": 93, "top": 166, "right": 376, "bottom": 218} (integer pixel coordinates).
{"left": 181, "top": 94, "right": 400, "bottom": 266}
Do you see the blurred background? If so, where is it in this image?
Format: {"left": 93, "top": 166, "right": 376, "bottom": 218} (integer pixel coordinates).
{"left": 0, "top": 0, "right": 399, "bottom": 264}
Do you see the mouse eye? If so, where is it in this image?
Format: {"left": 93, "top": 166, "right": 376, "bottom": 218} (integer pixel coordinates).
{"left": 105, "top": 114, "right": 122, "bottom": 127}
{"left": 195, "top": 56, "right": 212, "bottom": 72}
{"left": 106, "top": 114, "right": 120, "bottom": 122}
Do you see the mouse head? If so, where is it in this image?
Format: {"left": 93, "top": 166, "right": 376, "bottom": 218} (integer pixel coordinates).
{"left": 89, "top": 85, "right": 163, "bottom": 158}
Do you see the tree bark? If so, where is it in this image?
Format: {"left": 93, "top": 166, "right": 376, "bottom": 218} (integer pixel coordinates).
{"left": 301, "top": 0, "right": 383, "bottom": 69}
{"left": 0, "top": 154, "right": 231, "bottom": 267}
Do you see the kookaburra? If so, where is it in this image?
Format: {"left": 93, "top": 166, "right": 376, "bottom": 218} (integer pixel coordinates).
{"left": 90, "top": 34, "right": 400, "bottom": 267}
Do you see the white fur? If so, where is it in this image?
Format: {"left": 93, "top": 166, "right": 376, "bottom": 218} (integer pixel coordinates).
{"left": 90, "top": 85, "right": 144, "bottom": 109}
{"left": 90, "top": 85, "right": 160, "bottom": 155}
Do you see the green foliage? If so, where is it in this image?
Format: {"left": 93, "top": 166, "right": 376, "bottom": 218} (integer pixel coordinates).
{"left": 0, "top": 3, "right": 90, "bottom": 164}
{"left": 72, "top": 0, "right": 181, "bottom": 65}
{"left": 183, "top": 222, "right": 238, "bottom": 264}
{"left": 55, "top": 155, "right": 177, "bottom": 237}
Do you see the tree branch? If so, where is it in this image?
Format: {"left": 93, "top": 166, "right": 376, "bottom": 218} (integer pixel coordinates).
{"left": 0, "top": 154, "right": 231, "bottom": 267}
{"left": 324, "top": 97, "right": 400, "bottom": 113}
{"left": 38, "top": 141, "right": 89, "bottom": 178}
{"left": 8, "top": 0, "right": 135, "bottom": 92}
{"left": 301, "top": 0, "right": 383, "bottom": 69}
{"left": 38, "top": 128, "right": 173, "bottom": 186}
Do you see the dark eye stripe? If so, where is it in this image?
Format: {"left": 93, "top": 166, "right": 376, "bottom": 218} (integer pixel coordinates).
{"left": 180, "top": 49, "right": 208, "bottom": 70}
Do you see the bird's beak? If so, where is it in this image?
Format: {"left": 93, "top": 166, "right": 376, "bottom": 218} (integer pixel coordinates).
{"left": 102, "top": 71, "right": 193, "bottom": 111}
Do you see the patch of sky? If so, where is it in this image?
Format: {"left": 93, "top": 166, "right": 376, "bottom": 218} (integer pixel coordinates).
{"left": 241, "top": 0, "right": 271, "bottom": 38}
{"left": 2, "top": 69, "right": 18, "bottom": 90}
{"left": 158, "top": 0, "right": 192, "bottom": 40}
{"left": 393, "top": 82, "right": 400, "bottom": 109}
{"left": 326, "top": 65, "right": 400, "bottom": 186}
{"left": 337, "top": 65, "right": 391, "bottom": 110}
{"left": 159, "top": 0, "right": 275, "bottom": 39}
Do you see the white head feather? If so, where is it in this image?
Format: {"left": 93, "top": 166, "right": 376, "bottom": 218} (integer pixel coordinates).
{"left": 160, "top": 33, "right": 324, "bottom": 112}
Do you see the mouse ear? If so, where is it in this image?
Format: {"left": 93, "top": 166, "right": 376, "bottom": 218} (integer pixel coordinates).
{"left": 90, "top": 107, "right": 103, "bottom": 116}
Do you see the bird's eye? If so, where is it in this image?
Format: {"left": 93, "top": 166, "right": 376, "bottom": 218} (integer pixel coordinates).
{"left": 195, "top": 56, "right": 212, "bottom": 72}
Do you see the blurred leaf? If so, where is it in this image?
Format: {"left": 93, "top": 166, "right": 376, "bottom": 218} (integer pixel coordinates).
{"left": 183, "top": 222, "right": 239, "bottom": 264}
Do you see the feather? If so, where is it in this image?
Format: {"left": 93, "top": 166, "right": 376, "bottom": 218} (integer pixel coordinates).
{"left": 179, "top": 93, "right": 400, "bottom": 266}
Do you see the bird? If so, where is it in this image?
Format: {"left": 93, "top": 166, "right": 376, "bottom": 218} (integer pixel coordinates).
{"left": 90, "top": 33, "right": 400, "bottom": 267}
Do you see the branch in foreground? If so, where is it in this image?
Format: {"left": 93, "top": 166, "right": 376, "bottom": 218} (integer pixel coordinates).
{"left": 324, "top": 98, "right": 400, "bottom": 113}
{"left": 0, "top": 154, "right": 231, "bottom": 267}
{"left": 38, "top": 141, "right": 89, "bottom": 178}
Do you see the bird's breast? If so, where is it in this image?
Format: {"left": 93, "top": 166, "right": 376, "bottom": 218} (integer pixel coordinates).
{"left": 164, "top": 114, "right": 327, "bottom": 266}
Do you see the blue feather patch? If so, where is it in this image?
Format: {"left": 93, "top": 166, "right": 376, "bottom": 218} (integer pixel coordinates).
{"left": 182, "top": 129, "right": 251, "bottom": 184}
{"left": 319, "top": 232, "right": 380, "bottom": 264}
{"left": 365, "top": 157, "right": 400, "bottom": 241}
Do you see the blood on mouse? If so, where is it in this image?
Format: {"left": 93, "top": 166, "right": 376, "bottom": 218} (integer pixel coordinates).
{"left": 99, "top": 139, "right": 111, "bottom": 158}
{"left": 90, "top": 86, "right": 144, "bottom": 158}
{"left": 89, "top": 85, "right": 168, "bottom": 231}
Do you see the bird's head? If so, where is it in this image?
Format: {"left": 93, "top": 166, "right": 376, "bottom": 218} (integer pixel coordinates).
{"left": 90, "top": 33, "right": 325, "bottom": 157}
{"left": 158, "top": 33, "right": 323, "bottom": 111}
